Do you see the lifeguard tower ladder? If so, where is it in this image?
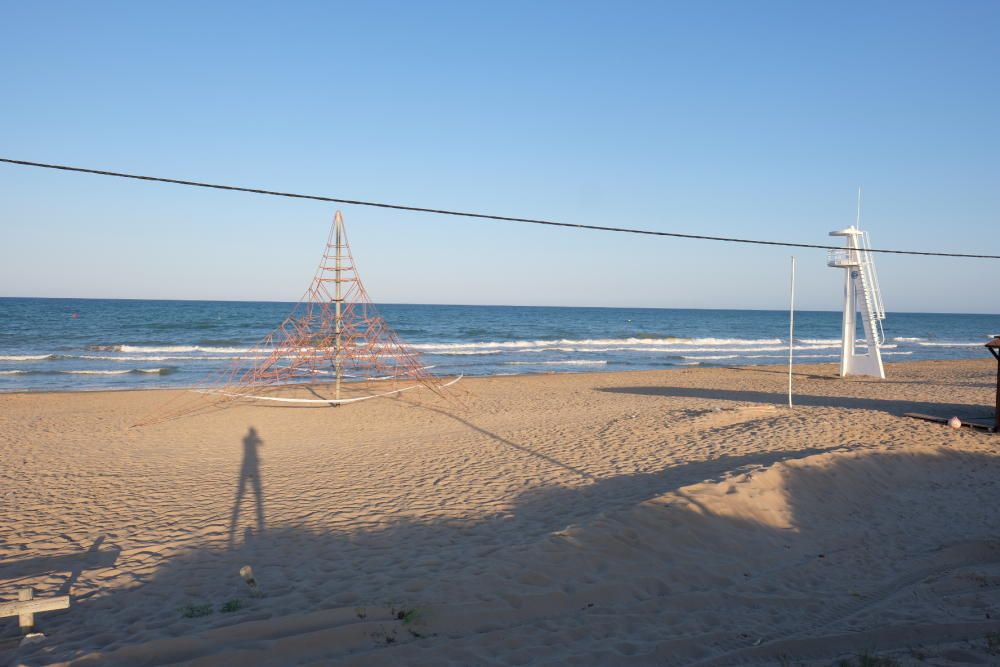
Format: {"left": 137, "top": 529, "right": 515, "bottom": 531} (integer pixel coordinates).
{"left": 827, "top": 225, "right": 886, "bottom": 379}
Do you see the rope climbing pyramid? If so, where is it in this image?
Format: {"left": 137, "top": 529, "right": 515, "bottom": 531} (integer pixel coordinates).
{"left": 137, "top": 212, "right": 460, "bottom": 425}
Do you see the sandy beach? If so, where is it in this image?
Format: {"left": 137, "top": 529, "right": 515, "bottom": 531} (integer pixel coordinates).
{"left": 3, "top": 359, "right": 1000, "bottom": 665}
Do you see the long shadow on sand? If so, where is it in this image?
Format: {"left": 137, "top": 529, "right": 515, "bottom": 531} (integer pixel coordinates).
{"left": 597, "top": 384, "right": 995, "bottom": 420}
{"left": 408, "top": 403, "right": 596, "bottom": 481}
{"left": 718, "top": 364, "right": 996, "bottom": 389}
{"left": 403, "top": 403, "right": 839, "bottom": 530}
{"left": 5, "top": 440, "right": 840, "bottom": 661}
{"left": 0, "top": 536, "right": 120, "bottom": 589}
{"left": 12, "top": 441, "right": 1000, "bottom": 665}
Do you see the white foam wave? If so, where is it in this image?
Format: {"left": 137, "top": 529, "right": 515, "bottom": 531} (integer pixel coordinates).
{"left": 745, "top": 353, "right": 839, "bottom": 359}
{"left": 892, "top": 337, "right": 924, "bottom": 342}
{"left": 681, "top": 355, "right": 739, "bottom": 360}
{"left": 411, "top": 337, "right": 783, "bottom": 352}
{"left": 0, "top": 370, "right": 26, "bottom": 375}
{"left": 67, "top": 370, "right": 133, "bottom": 375}
{"left": 66, "top": 368, "right": 170, "bottom": 375}
{"left": 80, "top": 354, "right": 268, "bottom": 362}
{"left": 796, "top": 338, "right": 841, "bottom": 345}
{"left": 916, "top": 341, "right": 988, "bottom": 347}
{"left": 505, "top": 360, "right": 608, "bottom": 366}
{"left": 0, "top": 354, "right": 54, "bottom": 361}
{"left": 118, "top": 345, "right": 252, "bottom": 354}
{"left": 784, "top": 354, "right": 840, "bottom": 359}
{"left": 519, "top": 344, "right": 843, "bottom": 354}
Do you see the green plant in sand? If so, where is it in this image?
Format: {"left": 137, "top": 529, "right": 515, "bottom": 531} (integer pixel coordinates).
{"left": 835, "top": 651, "right": 901, "bottom": 667}
{"left": 220, "top": 598, "right": 244, "bottom": 613}
{"left": 180, "top": 603, "right": 213, "bottom": 619}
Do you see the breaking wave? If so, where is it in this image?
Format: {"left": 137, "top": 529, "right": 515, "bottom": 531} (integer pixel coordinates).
{"left": 505, "top": 360, "right": 609, "bottom": 366}
{"left": 1, "top": 368, "right": 179, "bottom": 377}
{"left": 68, "top": 368, "right": 177, "bottom": 376}
{"left": 681, "top": 355, "right": 739, "bottom": 361}
{"left": 916, "top": 341, "right": 989, "bottom": 348}
{"left": 0, "top": 354, "right": 59, "bottom": 361}
{"left": 89, "top": 344, "right": 253, "bottom": 354}
{"left": 79, "top": 354, "right": 267, "bottom": 362}
{"left": 411, "top": 337, "right": 783, "bottom": 352}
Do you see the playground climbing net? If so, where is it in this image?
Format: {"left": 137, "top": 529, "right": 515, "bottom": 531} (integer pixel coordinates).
{"left": 136, "top": 211, "right": 461, "bottom": 426}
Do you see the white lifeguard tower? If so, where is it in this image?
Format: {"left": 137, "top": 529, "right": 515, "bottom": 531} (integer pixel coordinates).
{"left": 827, "top": 222, "right": 886, "bottom": 379}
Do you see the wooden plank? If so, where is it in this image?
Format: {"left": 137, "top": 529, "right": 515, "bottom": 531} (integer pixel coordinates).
{"left": 904, "top": 413, "right": 995, "bottom": 433}
{"left": 0, "top": 597, "right": 72, "bottom": 619}
{"left": 0, "top": 597, "right": 71, "bottom": 616}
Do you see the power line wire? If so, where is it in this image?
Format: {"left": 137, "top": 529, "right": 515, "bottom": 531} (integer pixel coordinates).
{"left": 1, "top": 157, "right": 997, "bottom": 260}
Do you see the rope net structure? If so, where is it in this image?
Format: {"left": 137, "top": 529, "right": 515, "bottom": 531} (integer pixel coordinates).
{"left": 136, "top": 211, "right": 460, "bottom": 426}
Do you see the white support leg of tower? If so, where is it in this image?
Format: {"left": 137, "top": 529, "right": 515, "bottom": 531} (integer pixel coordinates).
{"left": 828, "top": 225, "right": 886, "bottom": 379}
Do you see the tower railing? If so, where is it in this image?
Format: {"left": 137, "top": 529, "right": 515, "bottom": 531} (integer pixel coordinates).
{"left": 827, "top": 248, "right": 858, "bottom": 267}
{"left": 857, "top": 231, "right": 886, "bottom": 345}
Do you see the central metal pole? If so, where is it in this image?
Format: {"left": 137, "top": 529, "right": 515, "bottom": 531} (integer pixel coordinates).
{"left": 334, "top": 211, "right": 343, "bottom": 401}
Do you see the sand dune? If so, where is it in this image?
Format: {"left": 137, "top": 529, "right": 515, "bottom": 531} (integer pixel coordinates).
{"left": 2, "top": 359, "right": 1000, "bottom": 665}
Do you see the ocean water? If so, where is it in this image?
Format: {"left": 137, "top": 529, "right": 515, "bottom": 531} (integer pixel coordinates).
{"left": 0, "top": 297, "right": 998, "bottom": 392}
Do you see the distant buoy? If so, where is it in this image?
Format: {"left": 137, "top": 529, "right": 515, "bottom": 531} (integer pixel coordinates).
{"left": 948, "top": 416, "right": 962, "bottom": 430}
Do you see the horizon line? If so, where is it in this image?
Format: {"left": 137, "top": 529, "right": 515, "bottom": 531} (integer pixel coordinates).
{"left": 1, "top": 295, "right": 999, "bottom": 317}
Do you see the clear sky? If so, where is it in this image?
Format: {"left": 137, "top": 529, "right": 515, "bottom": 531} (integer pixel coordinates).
{"left": 1, "top": 1, "right": 997, "bottom": 312}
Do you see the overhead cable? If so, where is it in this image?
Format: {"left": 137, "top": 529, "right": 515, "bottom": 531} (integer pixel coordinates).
{"left": 1, "top": 157, "right": 996, "bottom": 259}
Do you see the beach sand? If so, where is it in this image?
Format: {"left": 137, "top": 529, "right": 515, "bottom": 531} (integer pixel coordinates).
{"left": 3, "top": 359, "right": 1000, "bottom": 665}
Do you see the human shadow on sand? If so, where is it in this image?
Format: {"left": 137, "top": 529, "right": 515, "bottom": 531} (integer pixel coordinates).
{"left": 12, "top": 443, "right": 1000, "bottom": 665}
{"left": 229, "top": 427, "right": 265, "bottom": 545}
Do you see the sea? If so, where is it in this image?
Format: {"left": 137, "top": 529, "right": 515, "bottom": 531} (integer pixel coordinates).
{"left": 0, "top": 297, "right": 998, "bottom": 392}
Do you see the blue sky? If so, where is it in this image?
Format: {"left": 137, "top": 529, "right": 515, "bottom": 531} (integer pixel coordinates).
{"left": 1, "top": 1, "right": 997, "bottom": 312}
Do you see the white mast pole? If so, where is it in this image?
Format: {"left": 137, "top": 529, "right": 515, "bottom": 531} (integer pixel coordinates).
{"left": 788, "top": 256, "right": 796, "bottom": 408}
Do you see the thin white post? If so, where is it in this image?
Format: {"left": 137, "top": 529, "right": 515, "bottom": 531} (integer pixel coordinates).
{"left": 788, "top": 256, "right": 796, "bottom": 408}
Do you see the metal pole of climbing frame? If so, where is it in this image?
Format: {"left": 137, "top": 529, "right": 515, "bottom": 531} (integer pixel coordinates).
{"left": 334, "top": 211, "right": 343, "bottom": 401}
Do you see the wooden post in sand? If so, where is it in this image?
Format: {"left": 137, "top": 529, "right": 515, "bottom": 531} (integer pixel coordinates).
{"left": 987, "top": 337, "right": 1000, "bottom": 432}
{"left": 0, "top": 587, "right": 70, "bottom": 633}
